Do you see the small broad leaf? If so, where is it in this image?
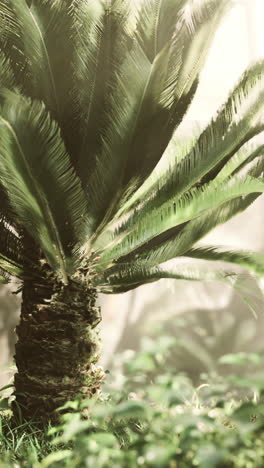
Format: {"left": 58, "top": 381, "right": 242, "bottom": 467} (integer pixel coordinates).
{"left": 88, "top": 432, "right": 119, "bottom": 448}
{"left": 60, "top": 419, "right": 92, "bottom": 443}
{"left": 41, "top": 450, "right": 72, "bottom": 468}
{"left": 196, "top": 444, "right": 229, "bottom": 468}
{"left": 227, "top": 376, "right": 264, "bottom": 391}
{"left": 112, "top": 401, "right": 147, "bottom": 419}
{"left": 144, "top": 445, "right": 176, "bottom": 467}
{"left": 219, "top": 353, "right": 262, "bottom": 366}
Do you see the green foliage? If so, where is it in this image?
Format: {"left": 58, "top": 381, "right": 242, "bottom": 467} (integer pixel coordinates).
{"left": 1, "top": 342, "right": 264, "bottom": 467}
{"left": 0, "top": 89, "right": 88, "bottom": 280}
{"left": 0, "top": 0, "right": 263, "bottom": 290}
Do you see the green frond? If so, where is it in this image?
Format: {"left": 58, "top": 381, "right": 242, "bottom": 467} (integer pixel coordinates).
{"left": 0, "top": 275, "right": 9, "bottom": 284}
{"left": 84, "top": 0, "right": 229, "bottom": 237}
{"left": 0, "top": 0, "right": 80, "bottom": 159}
{"left": 0, "top": 51, "right": 15, "bottom": 89}
{"left": 117, "top": 61, "right": 264, "bottom": 220}
{"left": 112, "top": 194, "right": 260, "bottom": 269}
{"left": 118, "top": 132, "right": 264, "bottom": 236}
{"left": 84, "top": 42, "right": 163, "bottom": 233}
{"left": 96, "top": 261, "right": 241, "bottom": 294}
{"left": 134, "top": 0, "right": 188, "bottom": 61}
{"left": 96, "top": 175, "right": 264, "bottom": 267}
{"left": 91, "top": 59, "right": 264, "bottom": 269}
{"left": 166, "top": 61, "right": 264, "bottom": 195}
{"left": 113, "top": 132, "right": 199, "bottom": 221}
{"left": 0, "top": 212, "right": 40, "bottom": 280}
{"left": 73, "top": 0, "right": 131, "bottom": 185}
{"left": 0, "top": 216, "right": 22, "bottom": 258}
{"left": 91, "top": 62, "right": 264, "bottom": 262}
{"left": 0, "top": 89, "right": 88, "bottom": 282}
{"left": 0, "top": 255, "right": 23, "bottom": 279}
{"left": 0, "top": 0, "right": 263, "bottom": 293}
{"left": 0, "top": 261, "right": 12, "bottom": 283}
{"left": 214, "top": 133, "right": 264, "bottom": 182}
{"left": 183, "top": 246, "right": 264, "bottom": 276}
{"left": 121, "top": 0, "right": 228, "bottom": 190}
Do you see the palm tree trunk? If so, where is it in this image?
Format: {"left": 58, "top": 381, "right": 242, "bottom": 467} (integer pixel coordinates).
{"left": 13, "top": 277, "right": 103, "bottom": 421}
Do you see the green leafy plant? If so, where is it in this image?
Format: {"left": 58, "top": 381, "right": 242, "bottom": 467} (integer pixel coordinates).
{"left": 1, "top": 344, "right": 264, "bottom": 468}
{"left": 0, "top": 0, "right": 264, "bottom": 420}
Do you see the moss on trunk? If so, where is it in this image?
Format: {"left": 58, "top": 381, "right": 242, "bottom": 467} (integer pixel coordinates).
{"left": 13, "top": 276, "right": 104, "bottom": 421}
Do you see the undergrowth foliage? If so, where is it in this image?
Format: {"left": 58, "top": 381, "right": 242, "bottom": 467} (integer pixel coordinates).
{"left": 1, "top": 339, "right": 264, "bottom": 468}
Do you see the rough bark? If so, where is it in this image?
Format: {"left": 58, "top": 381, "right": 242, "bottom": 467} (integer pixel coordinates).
{"left": 13, "top": 276, "right": 104, "bottom": 421}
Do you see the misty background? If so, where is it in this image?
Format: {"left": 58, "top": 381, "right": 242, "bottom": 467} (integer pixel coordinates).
{"left": 1, "top": 0, "right": 264, "bottom": 387}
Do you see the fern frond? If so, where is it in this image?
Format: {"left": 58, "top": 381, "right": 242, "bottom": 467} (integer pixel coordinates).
{"left": 0, "top": 90, "right": 88, "bottom": 282}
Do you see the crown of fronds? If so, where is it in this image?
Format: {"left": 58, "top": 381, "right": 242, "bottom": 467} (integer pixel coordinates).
{"left": 0, "top": 0, "right": 264, "bottom": 293}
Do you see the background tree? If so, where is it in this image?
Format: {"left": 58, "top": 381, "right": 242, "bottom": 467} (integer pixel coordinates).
{"left": 0, "top": 0, "right": 264, "bottom": 420}
{"left": 111, "top": 277, "right": 264, "bottom": 384}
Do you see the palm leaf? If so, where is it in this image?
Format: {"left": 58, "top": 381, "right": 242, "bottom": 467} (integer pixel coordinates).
{"left": 0, "top": 90, "right": 88, "bottom": 282}
{"left": 0, "top": 275, "right": 9, "bottom": 284}
{"left": 111, "top": 194, "right": 260, "bottom": 269}
{"left": 214, "top": 133, "right": 264, "bottom": 182}
{"left": 84, "top": 0, "right": 228, "bottom": 236}
{"left": 113, "top": 130, "right": 199, "bottom": 221}
{"left": 98, "top": 246, "right": 264, "bottom": 293}
{"left": 84, "top": 43, "right": 163, "bottom": 233}
{"left": 0, "top": 0, "right": 80, "bottom": 159}
{"left": 73, "top": 0, "right": 131, "bottom": 185}
{"left": 96, "top": 175, "right": 264, "bottom": 267}
{"left": 0, "top": 255, "right": 23, "bottom": 279}
{"left": 96, "top": 261, "right": 240, "bottom": 293}
{"left": 134, "top": 0, "right": 188, "bottom": 61}
{"left": 0, "top": 218, "right": 24, "bottom": 278}
{"left": 91, "top": 61, "right": 264, "bottom": 261}
{"left": 92, "top": 59, "right": 264, "bottom": 267}
{"left": 0, "top": 0, "right": 57, "bottom": 109}
{"left": 0, "top": 212, "right": 41, "bottom": 280}
{"left": 183, "top": 246, "right": 264, "bottom": 275}
{"left": 98, "top": 240, "right": 264, "bottom": 293}
{"left": 116, "top": 61, "right": 264, "bottom": 221}
{"left": 121, "top": 0, "right": 228, "bottom": 190}
{"left": 161, "top": 61, "right": 264, "bottom": 197}
{"left": 0, "top": 51, "right": 15, "bottom": 89}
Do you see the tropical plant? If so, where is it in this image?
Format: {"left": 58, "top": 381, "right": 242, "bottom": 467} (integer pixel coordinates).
{"left": 2, "top": 346, "right": 264, "bottom": 468}
{"left": 0, "top": 0, "right": 264, "bottom": 421}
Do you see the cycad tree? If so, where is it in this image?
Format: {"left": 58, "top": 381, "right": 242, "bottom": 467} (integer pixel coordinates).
{"left": 1, "top": 0, "right": 264, "bottom": 421}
